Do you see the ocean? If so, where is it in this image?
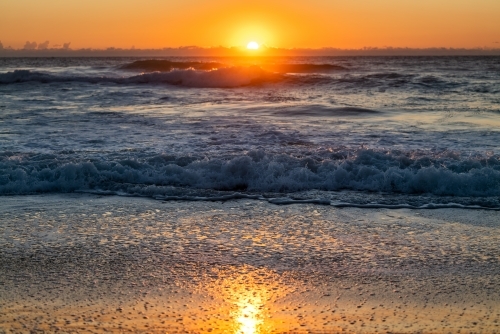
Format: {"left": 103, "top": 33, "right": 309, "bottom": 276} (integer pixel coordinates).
{"left": 1, "top": 56, "right": 499, "bottom": 207}
{"left": 1, "top": 56, "right": 499, "bottom": 332}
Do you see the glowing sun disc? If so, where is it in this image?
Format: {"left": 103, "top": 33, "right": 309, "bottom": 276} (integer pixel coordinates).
{"left": 247, "top": 41, "right": 259, "bottom": 50}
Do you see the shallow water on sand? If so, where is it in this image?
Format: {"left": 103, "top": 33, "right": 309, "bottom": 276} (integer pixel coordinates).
{"left": 1, "top": 195, "right": 499, "bottom": 333}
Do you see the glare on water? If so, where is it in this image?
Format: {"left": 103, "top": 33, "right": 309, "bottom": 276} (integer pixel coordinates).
{"left": 235, "top": 295, "right": 262, "bottom": 334}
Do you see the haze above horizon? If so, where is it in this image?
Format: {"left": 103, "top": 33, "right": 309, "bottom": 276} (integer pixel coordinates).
{"left": 1, "top": 0, "right": 499, "bottom": 50}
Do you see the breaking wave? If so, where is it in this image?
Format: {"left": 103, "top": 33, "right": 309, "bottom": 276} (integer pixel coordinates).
{"left": 1, "top": 67, "right": 496, "bottom": 93}
{"left": 0, "top": 67, "right": 281, "bottom": 88}
{"left": 1, "top": 150, "right": 499, "bottom": 207}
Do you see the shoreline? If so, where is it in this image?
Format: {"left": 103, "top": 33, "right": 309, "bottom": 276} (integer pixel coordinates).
{"left": 1, "top": 194, "right": 499, "bottom": 333}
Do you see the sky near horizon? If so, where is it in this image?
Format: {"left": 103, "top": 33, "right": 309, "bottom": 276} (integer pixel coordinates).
{"left": 1, "top": 0, "right": 499, "bottom": 50}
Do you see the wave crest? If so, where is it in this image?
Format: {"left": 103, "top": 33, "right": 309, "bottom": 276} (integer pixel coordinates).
{"left": 121, "top": 60, "right": 225, "bottom": 71}
{"left": 121, "top": 60, "right": 347, "bottom": 74}
{"left": 0, "top": 67, "right": 281, "bottom": 88}
{"left": 1, "top": 68, "right": 480, "bottom": 91}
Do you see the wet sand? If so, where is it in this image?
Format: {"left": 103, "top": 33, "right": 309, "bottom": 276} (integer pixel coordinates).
{"left": 1, "top": 194, "right": 499, "bottom": 333}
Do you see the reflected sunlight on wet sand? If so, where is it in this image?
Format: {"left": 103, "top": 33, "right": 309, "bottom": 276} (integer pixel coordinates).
{"left": 1, "top": 195, "right": 499, "bottom": 333}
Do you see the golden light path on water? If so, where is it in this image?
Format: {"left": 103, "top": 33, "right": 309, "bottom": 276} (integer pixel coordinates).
{"left": 196, "top": 265, "right": 300, "bottom": 334}
{"left": 216, "top": 268, "right": 270, "bottom": 334}
{"left": 234, "top": 294, "right": 262, "bottom": 334}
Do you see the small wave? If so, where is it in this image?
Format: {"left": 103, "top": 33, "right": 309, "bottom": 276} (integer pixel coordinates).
{"left": 0, "top": 70, "right": 56, "bottom": 84}
{"left": 466, "top": 85, "right": 500, "bottom": 94}
{"left": 121, "top": 60, "right": 225, "bottom": 71}
{"left": 329, "top": 202, "right": 499, "bottom": 210}
{"left": 335, "top": 72, "right": 414, "bottom": 88}
{"left": 271, "top": 105, "right": 380, "bottom": 116}
{"left": 416, "top": 75, "right": 461, "bottom": 89}
{"left": 261, "top": 63, "right": 346, "bottom": 73}
{"left": 75, "top": 191, "right": 498, "bottom": 210}
{"left": 332, "top": 72, "right": 466, "bottom": 91}
{"left": 0, "top": 67, "right": 281, "bottom": 88}
{"left": 282, "top": 74, "right": 334, "bottom": 86}
{"left": 126, "top": 66, "right": 281, "bottom": 87}
{"left": 122, "top": 60, "right": 347, "bottom": 74}
{"left": 263, "top": 197, "right": 497, "bottom": 210}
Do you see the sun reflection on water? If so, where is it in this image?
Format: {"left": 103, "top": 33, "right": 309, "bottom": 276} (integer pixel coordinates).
{"left": 226, "top": 272, "right": 266, "bottom": 334}
{"left": 200, "top": 266, "right": 291, "bottom": 334}
{"left": 235, "top": 297, "right": 262, "bottom": 334}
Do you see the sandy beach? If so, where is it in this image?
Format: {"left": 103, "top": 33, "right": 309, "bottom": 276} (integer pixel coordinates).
{"left": 3, "top": 0, "right": 500, "bottom": 332}
{"left": 1, "top": 194, "right": 498, "bottom": 333}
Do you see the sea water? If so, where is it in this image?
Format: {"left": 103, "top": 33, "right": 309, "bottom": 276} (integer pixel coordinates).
{"left": 0, "top": 56, "right": 499, "bottom": 208}
{"left": 1, "top": 56, "right": 500, "bottom": 332}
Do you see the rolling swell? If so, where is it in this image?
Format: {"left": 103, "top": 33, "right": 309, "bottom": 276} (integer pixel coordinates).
{"left": 121, "top": 60, "right": 225, "bottom": 71}
{"left": 271, "top": 105, "right": 380, "bottom": 116}
{"left": 0, "top": 67, "right": 493, "bottom": 92}
{"left": 1, "top": 150, "right": 499, "bottom": 205}
{"left": 261, "top": 63, "right": 346, "bottom": 73}
{"left": 0, "top": 67, "right": 281, "bottom": 88}
{"left": 334, "top": 72, "right": 466, "bottom": 91}
{"left": 121, "top": 60, "right": 347, "bottom": 73}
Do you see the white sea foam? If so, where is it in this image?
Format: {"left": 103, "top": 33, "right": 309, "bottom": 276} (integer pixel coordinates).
{"left": 1, "top": 151, "right": 499, "bottom": 201}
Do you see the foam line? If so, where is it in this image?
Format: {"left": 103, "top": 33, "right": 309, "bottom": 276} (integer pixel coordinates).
{"left": 267, "top": 198, "right": 331, "bottom": 205}
{"left": 153, "top": 194, "right": 499, "bottom": 210}
{"left": 330, "top": 202, "right": 500, "bottom": 210}
{"left": 155, "top": 193, "right": 263, "bottom": 202}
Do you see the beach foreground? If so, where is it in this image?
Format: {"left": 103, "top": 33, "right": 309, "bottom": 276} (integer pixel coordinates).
{"left": 1, "top": 194, "right": 499, "bottom": 333}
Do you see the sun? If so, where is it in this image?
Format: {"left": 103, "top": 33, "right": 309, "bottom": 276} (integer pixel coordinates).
{"left": 246, "top": 41, "right": 259, "bottom": 50}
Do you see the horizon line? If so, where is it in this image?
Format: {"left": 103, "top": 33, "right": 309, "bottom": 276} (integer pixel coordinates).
{"left": 1, "top": 45, "right": 500, "bottom": 57}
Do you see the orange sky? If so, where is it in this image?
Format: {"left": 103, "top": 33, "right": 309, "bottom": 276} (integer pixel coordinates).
{"left": 1, "top": 0, "right": 499, "bottom": 49}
